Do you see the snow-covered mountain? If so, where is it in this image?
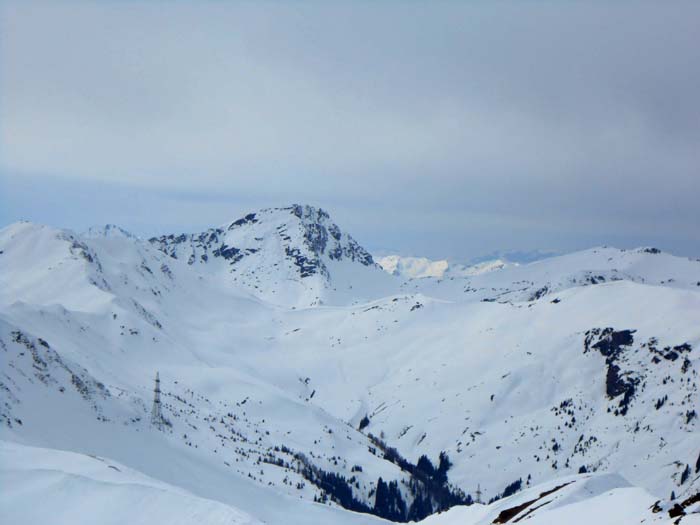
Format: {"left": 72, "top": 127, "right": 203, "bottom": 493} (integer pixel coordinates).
{"left": 377, "top": 255, "right": 451, "bottom": 278}
{"left": 1, "top": 206, "right": 698, "bottom": 525}
{"left": 377, "top": 254, "right": 510, "bottom": 279}
{"left": 149, "top": 205, "right": 397, "bottom": 307}
{"left": 470, "top": 249, "right": 560, "bottom": 265}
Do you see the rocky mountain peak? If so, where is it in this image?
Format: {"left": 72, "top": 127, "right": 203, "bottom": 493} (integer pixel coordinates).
{"left": 149, "top": 205, "right": 375, "bottom": 273}
{"left": 85, "top": 224, "right": 137, "bottom": 239}
{"left": 147, "top": 205, "right": 388, "bottom": 306}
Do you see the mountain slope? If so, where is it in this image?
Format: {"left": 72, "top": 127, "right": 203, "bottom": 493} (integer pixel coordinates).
{"left": 1, "top": 209, "right": 698, "bottom": 524}
{"left": 419, "top": 473, "right": 698, "bottom": 525}
{"left": 0, "top": 440, "right": 263, "bottom": 525}
{"left": 149, "top": 205, "right": 398, "bottom": 307}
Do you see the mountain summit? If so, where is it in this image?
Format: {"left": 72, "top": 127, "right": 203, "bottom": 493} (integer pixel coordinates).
{"left": 149, "top": 205, "right": 396, "bottom": 306}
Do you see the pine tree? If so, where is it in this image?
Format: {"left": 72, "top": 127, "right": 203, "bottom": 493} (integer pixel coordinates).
{"left": 416, "top": 455, "right": 436, "bottom": 478}
{"left": 437, "top": 451, "right": 452, "bottom": 484}
{"left": 374, "top": 477, "right": 388, "bottom": 515}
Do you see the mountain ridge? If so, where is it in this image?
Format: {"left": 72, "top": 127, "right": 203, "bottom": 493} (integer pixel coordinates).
{"left": 0, "top": 206, "right": 698, "bottom": 524}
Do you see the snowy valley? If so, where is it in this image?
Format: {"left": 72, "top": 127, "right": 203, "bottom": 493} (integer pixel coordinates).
{"left": 1, "top": 205, "right": 698, "bottom": 524}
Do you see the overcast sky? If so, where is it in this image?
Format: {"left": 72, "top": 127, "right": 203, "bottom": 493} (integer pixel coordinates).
{"left": 1, "top": 1, "right": 698, "bottom": 261}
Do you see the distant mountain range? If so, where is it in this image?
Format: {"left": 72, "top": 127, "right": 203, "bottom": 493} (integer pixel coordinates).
{"left": 377, "top": 254, "right": 511, "bottom": 279}
{"left": 375, "top": 249, "right": 560, "bottom": 280}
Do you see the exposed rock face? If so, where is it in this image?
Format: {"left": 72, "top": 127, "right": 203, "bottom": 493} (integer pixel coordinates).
{"left": 584, "top": 327, "right": 696, "bottom": 417}
{"left": 149, "top": 205, "right": 375, "bottom": 277}
{"left": 147, "top": 205, "right": 386, "bottom": 306}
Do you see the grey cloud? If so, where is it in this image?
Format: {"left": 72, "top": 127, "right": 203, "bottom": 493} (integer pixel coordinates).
{"left": 1, "top": 1, "right": 698, "bottom": 260}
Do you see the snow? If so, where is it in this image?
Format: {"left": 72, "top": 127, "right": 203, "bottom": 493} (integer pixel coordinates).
{"left": 377, "top": 255, "right": 450, "bottom": 279}
{"left": 0, "top": 441, "right": 262, "bottom": 525}
{"left": 0, "top": 207, "right": 698, "bottom": 524}
{"left": 376, "top": 254, "right": 510, "bottom": 279}
{"left": 418, "top": 473, "right": 691, "bottom": 525}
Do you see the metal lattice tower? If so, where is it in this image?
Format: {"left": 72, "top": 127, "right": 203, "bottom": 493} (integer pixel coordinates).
{"left": 475, "top": 484, "right": 482, "bottom": 504}
{"left": 151, "top": 372, "right": 166, "bottom": 429}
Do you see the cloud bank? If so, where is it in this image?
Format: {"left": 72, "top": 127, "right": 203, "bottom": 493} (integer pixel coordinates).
{"left": 1, "top": 1, "right": 698, "bottom": 259}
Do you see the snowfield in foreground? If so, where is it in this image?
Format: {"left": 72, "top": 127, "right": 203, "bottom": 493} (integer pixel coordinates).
{"left": 2, "top": 441, "right": 697, "bottom": 525}
{"left": 0, "top": 441, "right": 262, "bottom": 525}
{"left": 0, "top": 205, "right": 698, "bottom": 524}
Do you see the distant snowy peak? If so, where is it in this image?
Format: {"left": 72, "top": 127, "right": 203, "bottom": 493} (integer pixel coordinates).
{"left": 469, "top": 249, "right": 559, "bottom": 265}
{"left": 84, "top": 224, "right": 137, "bottom": 240}
{"left": 377, "top": 255, "right": 449, "bottom": 279}
{"left": 462, "top": 258, "right": 511, "bottom": 275}
{"left": 377, "top": 255, "right": 511, "bottom": 279}
{"left": 150, "top": 205, "right": 374, "bottom": 275}
{"left": 148, "top": 205, "right": 393, "bottom": 306}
